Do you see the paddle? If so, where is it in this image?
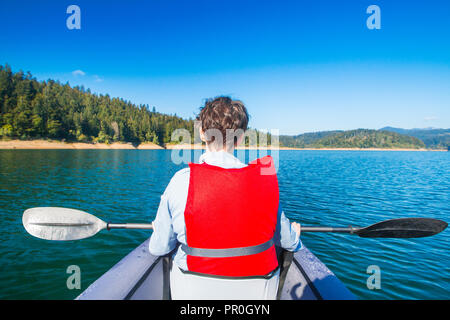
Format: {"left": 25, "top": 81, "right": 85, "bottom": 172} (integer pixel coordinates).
{"left": 22, "top": 207, "right": 447, "bottom": 241}
{"left": 22, "top": 207, "right": 153, "bottom": 241}
{"left": 301, "top": 218, "right": 448, "bottom": 238}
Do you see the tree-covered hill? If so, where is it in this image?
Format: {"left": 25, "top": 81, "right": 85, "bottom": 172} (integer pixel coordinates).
{"left": 279, "top": 129, "right": 427, "bottom": 149}
{"left": 0, "top": 64, "right": 194, "bottom": 145}
{"left": 307, "top": 129, "right": 426, "bottom": 149}
{"left": 380, "top": 127, "right": 450, "bottom": 149}
{"left": 279, "top": 130, "right": 342, "bottom": 148}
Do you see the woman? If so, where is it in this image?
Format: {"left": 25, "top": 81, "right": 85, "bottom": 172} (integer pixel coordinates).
{"left": 149, "top": 96, "right": 301, "bottom": 299}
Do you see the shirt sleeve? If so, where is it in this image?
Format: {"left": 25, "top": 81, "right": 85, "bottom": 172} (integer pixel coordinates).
{"left": 148, "top": 191, "right": 178, "bottom": 256}
{"left": 273, "top": 205, "right": 302, "bottom": 252}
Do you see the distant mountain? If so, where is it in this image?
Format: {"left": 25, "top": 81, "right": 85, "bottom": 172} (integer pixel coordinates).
{"left": 380, "top": 127, "right": 450, "bottom": 149}
{"left": 280, "top": 129, "right": 426, "bottom": 149}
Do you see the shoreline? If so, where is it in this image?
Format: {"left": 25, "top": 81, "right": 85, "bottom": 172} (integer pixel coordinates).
{"left": 277, "top": 147, "right": 446, "bottom": 151}
{"left": 0, "top": 140, "right": 446, "bottom": 151}
{"left": 0, "top": 139, "right": 163, "bottom": 150}
{"left": 166, "top": 144, "right": 446, "bottom": 151}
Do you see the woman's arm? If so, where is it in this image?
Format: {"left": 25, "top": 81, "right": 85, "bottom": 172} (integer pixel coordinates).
{"left": 274, "top": 205, "right": 302, "bottom": 252}
{"left": 148, "top": 192, "right": 178, "bottom": 256}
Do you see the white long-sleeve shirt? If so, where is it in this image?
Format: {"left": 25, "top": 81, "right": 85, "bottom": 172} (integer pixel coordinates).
{"left": 149, "top": 150, "right": 302, "bottom": 270}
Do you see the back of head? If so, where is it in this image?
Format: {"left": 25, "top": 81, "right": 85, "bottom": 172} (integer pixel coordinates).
{"left": 197, "top": 96, "right": 249, "bottom": 151}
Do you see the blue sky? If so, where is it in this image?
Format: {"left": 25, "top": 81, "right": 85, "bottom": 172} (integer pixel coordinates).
{"left": 1, "top": 0, "right": 449, "bottom": 134}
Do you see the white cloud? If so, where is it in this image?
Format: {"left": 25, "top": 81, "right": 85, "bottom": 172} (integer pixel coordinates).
{"left": 424, "top": 116, "right": 438, "bottom": 122}
{"left": 72, "top": 69, "right": 86, "bottom": 76}
{"left": 93, "top": 75, "right": 104, "bottom": 82}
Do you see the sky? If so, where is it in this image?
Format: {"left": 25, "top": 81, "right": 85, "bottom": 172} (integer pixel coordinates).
{"left": 1, "top": 0, "right": 449, "bottom": 135}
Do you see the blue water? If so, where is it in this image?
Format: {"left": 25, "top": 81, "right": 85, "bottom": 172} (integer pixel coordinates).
{"left": 0, "top": 150, "right": 448, "bottom": 299}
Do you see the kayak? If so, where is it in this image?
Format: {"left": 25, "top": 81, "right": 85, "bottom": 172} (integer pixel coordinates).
{"left": 76, "top": 237, "right": 356, "bottom": 300}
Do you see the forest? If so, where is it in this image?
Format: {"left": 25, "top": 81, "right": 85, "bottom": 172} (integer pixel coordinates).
{"left": 278, "top": 129, "right": 443, "bottom": 149}
{"left": 0, "top": 64, "right": 194, "bottom": 145}
{"left": 303, "top": 129, "right": 426, "bottom": 149}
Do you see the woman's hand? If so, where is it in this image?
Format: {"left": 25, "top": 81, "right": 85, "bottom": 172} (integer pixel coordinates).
{"left": 291, "top": 222, "right": 301, "bottom": 238}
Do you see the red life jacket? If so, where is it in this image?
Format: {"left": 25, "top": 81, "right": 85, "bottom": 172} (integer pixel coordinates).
{"left": 183, "top": 155, "right": 279, "bottom": 277}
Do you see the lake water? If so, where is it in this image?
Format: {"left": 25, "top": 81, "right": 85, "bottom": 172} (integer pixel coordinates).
{"left": 0, "top": 149, "right": 448, "bottom": 299}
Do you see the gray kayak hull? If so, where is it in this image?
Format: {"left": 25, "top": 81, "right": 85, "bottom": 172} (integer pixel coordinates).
{"left": 77, "top": 238, "right": 355, "bottom": 300}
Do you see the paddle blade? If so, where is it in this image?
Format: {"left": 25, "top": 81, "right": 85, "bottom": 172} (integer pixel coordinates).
{"left": 356, "top": 218, "right": 448, "bottom": 238}
{"left": 22, "top": 207, "right": 107, "bottom": 241}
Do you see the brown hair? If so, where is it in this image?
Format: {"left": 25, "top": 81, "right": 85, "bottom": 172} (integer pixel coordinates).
{"left": 197, "top": 96, "right": 249, "bottom": 149}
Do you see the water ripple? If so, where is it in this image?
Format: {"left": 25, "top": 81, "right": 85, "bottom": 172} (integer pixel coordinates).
{"left": 0, "top": 149, "right": 448, "bottom": 299}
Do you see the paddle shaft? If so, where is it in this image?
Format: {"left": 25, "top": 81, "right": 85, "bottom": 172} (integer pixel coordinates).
{"left": 107, "top": 223, "right": 153, "bottom": 230}
{"left": 106, "top": 223, "right": 361, "bottom": 233}
{"left": 301, "top": 226, "right": 361, "bottom": 233}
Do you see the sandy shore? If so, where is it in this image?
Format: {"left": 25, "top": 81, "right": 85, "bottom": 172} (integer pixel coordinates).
{"left": 0, "top": 140, "right": 446, "bottom": 151}
{"left": 165, "top": 143, "right": 205, "bottom": 149}
{"left": 136, "top": 143, "right": 165, "bottom": 150}
{"left": 0, "top": 139, "right": 163, "bottom": 150}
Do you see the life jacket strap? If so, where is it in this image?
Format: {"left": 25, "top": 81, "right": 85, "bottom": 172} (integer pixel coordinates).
{"left": 178, "top": 266, "right": 280, "bottom": 280}
{"left": 181, "top": 238, "right": 274, "bottom": 258}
